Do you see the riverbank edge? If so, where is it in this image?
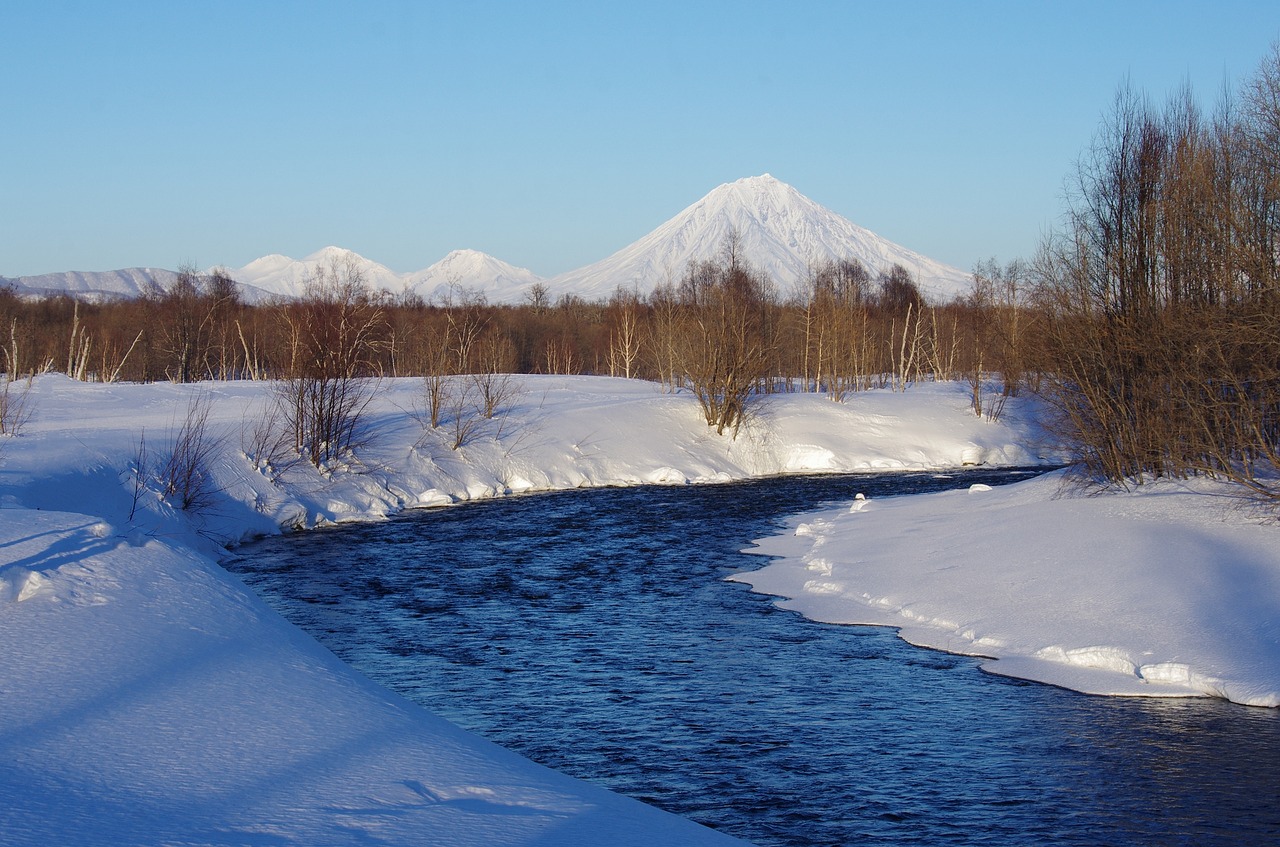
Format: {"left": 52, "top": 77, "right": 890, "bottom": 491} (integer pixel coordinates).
{"left": 731, "top": 468, "right": 1280, "bottom": 708}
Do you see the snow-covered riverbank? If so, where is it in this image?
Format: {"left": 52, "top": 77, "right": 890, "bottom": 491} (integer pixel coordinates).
{"left": 0, "top": 374, "right": 1047, "bottom": 846}
{"left": 736, "top": 470, "right": 1280, "bottom": 708}
{"left": 3, "top": 373, "right": 1276, "bottom": 846}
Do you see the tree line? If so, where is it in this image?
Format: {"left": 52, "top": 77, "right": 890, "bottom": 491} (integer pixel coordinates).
{"left": 0, "top": 250, "right": 1025, "bottom": 408}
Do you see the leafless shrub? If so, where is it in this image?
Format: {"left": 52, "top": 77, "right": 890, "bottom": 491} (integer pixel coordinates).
{"left": 412, "top": 371, "right": 525, "bottom": 452}
{"left": 276, "top": 373, "right": 378, "bottom": 470}
{"left": 673, "top": 232, "right": 777, "bottom": 436}
{"left": 473, "top": 371, "right": 522, "bottom": 420}
{"left": 276, "top": 254, "right": 386, "bottom": 468}
{"left": 0, "top": 374, "right": 34, "bottom": 438}
{"left": 241, "top": 400, "right": 300, "bottom": 483}
{"left": 154, "top": 391, "right": 223, "bottom": 512}
{"left": 416, "top": 319, "right": 456, "bottom": 430}
{"left": 444, "top": 377, "right": 483, "bottom": 450}
{"left": 984, "top": 384, "right": 1009, "bottom": 424}
{"left": 127, "top": 429, "right": 149, "bottom": 522}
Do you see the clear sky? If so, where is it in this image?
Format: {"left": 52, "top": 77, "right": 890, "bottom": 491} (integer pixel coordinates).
{"left": 3, "top": 1, "right": 1278, "bottom": 278}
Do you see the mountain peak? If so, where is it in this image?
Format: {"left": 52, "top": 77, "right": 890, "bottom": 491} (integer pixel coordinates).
{"left": 303, "top": 245, "right": 364, "bottom": 263}
{"left": 438, "top": 248, "right": 495, "bottom": 266}
{"left": 228, "top": 247, "right": 404, "bottom": 299}
{"left": 699, "top": 174, "right": 815, "bottom": 225}
{"left": 407, "top": 249, "right": 542, "bottom": 300}
{"left": 548, "top": 175, "right": 970, "bottom": 302}
{"left": 716, "top": 173, "right": 787, "bottom": 198}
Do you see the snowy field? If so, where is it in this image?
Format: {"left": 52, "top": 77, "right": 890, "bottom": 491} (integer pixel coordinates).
{"left": 0, "top": 373, "right": 1275, "bottom": 846}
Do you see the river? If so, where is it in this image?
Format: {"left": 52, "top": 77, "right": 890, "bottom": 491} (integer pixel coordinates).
{"left": 227, "top": 470, "right": 1280, "bottom": 846}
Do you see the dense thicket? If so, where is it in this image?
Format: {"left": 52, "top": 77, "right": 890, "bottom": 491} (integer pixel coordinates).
{"left": 1035, "top": 46, "right": 1280, "bottom": 497}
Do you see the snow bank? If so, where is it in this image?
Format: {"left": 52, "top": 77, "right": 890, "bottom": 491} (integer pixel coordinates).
{"left": 733, "top": 471, "right": 1280, "bottom": 708}
{"left": 0, "top": 508, "right": 744, "bottom": 846}
{"left": 0, "top": 374, "right": 1045, "bottom": 846}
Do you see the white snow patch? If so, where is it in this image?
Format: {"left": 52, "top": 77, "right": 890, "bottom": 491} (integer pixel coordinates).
{"left": 646, "top": 466, "right": 689, "bottom": 484}
{"left": 734, "top": 469, "right": 1280, "bottom": 707}
{"left": 1036, "top": 644, "right": 1138, "bottom": 676}
{"left": 784, "top": 445, "right": 837, "bottom": 471}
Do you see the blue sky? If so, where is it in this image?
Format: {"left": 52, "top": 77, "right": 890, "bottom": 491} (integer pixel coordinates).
{"left": 3, "top": 1, "right": 1277, "bottom": 278}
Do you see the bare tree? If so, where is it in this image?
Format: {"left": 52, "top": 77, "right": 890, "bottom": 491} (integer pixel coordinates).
{"left": 804, "top": 258, "right": 874, "bottom": 399}
{"left": 1034, "top": 62, "right": 1280, "bottom": 498}
{"left": 606, "top": 286, "right": 643, "bottom": 379}
{"left": 674, "top": 242, "right": 777, "bottom": 436}
{"left": 275, "top": 255, "right": 387, "bottom": 468}
{"left": 0, "top": 374, "right": 33, "bottom": 439}
{"left": 153, "top": 391, "right": 222, "bottom": 512}
{"left": 525, "top": 282, "right": 551, "bottom": 314}
{"left": 145, "top": 265, "right": 242, "bottom": 383}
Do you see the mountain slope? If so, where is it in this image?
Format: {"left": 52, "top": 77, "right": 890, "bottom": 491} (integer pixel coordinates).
{"left": 406, "top": 249, "right": 543, "bottom": 303}
{"left": 231, "top": 246, "right": 409, "bottom": 300}
{"left": 227, "top": 247, "right": 542, "bottom": 303}
{"left": 547, "top": 174, "right": 971, "bottom": 302}
{"left": 2, "top": 267, "right": 180, "bottom": 301}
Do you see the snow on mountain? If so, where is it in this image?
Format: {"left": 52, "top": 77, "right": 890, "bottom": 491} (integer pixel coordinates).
{"left": 547, "top": 174, "right": 973, "bottom": 302}
{"left": 227, "top": 247, "right": 542, "bottom": 304}
{"left": 1, "top": 267, "right": 278, "bottom": 304}
{"left": 406, "top": 249, "right": 544, "bottom": 303}
{"left": 230, "top": 246, "right": 412, "bottom": 300}
{"left": 1, "top": 267, "right": 180, "bottom": 301}
{"left": 8, "top": 176, "right": 974, "bottom": 305}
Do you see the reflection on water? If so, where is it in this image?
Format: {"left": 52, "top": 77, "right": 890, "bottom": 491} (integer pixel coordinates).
{"left": 229, "top": 471, "right": 1280, "bottom": 846}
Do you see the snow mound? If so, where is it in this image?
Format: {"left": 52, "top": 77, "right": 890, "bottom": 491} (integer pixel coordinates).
{"left": 783, "top": 445, "right": 837, "bottom": 472}
{"left": 734, "top": 471, "right": 1280, "bottom": 707}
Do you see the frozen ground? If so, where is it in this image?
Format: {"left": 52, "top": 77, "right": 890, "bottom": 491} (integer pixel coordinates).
{"left": 0, "top": 374, "right": 1047, "bottom": 846}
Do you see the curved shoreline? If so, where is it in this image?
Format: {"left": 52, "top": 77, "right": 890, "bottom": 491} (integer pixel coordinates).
{"left": 732, "top": 470, "right": 1280, "bottom": 708}
{"left": 0, "top": 374, "right": 1051, "bottom": 846}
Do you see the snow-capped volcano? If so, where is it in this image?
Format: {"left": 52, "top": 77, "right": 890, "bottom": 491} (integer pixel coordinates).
{"left": 406, "top": 249, "right": 542, "bottom": 303}
{"left": 232, "top": 246, "right": 409, "bottom": 300}
{"left": 226, "top": 247, "right": 540, "bottom": 303}
{"left": 547, "top": 174, "right": 971, "bottom": 301}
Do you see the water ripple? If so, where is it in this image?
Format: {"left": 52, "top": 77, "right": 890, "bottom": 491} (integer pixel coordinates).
{"left": 229, "top": 471, "right": 1280, "bottom": 846}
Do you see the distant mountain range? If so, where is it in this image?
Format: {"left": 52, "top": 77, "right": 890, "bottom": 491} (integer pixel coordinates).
{"left": 1, "top": 175, "right": 972, "bottom": 304}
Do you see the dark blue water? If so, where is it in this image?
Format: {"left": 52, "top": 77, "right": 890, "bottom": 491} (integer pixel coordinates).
{"left": 227, "top": 470, "right": 1280, "bottom": 846}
